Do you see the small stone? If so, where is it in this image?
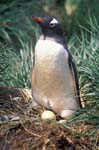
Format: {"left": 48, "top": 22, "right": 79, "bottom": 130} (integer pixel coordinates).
{"left": 41, "top": 110, "right": 56, "bottom": 121}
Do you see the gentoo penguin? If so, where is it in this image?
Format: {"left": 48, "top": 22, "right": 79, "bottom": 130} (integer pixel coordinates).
{"left": 32, "top": 16, "right": 82, "bottom": 119}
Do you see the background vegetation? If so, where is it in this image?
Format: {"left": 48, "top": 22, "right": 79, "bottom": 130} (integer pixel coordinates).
{"left": 0, "top": 0, "right": 99, "bottom": 148}
{"left": 0, "top": 0, "right": 99, "bottom": 86}
{"left": 0, "top": 0, "right": 99, "bottom": 118}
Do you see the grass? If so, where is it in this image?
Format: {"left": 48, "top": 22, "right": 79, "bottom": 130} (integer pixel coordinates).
{"left": 67, "top": 16, "right": 99, "bottom": 127}
{"left": 0, "top": 40, "right": 33, "bottom": 88}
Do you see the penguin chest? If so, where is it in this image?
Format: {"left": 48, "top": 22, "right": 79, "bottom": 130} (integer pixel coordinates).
{"left": 32, "top": 40, "right": 77, "bottom": 111}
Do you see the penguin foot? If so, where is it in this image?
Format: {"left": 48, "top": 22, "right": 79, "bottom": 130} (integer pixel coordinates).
{"left": 60, "top": 110, "right": 76, "bottom": 120}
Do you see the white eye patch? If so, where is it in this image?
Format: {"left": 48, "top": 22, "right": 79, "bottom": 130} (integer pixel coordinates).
{"left": 50, "top": 18, "right": 59, "bottom": 24}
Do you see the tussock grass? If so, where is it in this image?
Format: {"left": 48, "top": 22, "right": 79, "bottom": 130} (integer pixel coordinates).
{"left": 0, "top": 40, "right": 33, "bottom": 88}
{"left": 67, "top": 16, "right": 99, "bottom": 128}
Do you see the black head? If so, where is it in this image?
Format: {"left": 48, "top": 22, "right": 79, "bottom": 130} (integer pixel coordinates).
{"left": 33, "top": 16, "right": 63, "bottom": 37}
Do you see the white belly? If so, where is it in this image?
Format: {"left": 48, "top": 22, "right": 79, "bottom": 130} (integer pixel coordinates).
{"left": 32, "top": 40, "right": 78, "bottom": 119}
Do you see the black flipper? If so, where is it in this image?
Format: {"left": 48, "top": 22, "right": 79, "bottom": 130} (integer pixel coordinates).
{"left": 68, "top": 53, "right": 82, "bottom": 108}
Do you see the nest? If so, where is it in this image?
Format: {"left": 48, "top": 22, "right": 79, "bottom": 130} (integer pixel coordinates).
{"left": 0, "top": 86, "right": 98, "bottom": 150}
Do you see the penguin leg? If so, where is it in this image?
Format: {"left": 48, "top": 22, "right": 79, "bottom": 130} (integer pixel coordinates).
{"left": 30, "top": 99, "right": 40, "bottom": 108}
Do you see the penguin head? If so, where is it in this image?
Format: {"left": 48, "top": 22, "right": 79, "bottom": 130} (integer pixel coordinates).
{"left": 33, "top": 16, "right": 63, "bottom": 37}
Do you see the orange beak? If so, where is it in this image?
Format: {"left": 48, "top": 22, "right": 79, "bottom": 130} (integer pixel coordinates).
{"left": 33, "top": 17, "right": 44, "bottom": 23}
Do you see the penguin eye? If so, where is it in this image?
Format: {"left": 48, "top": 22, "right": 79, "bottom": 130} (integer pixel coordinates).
{"left": 49, "top": 23, "right": 55, "bottom": 28}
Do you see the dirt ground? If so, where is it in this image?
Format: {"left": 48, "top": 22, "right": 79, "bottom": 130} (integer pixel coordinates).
{"left": 0, "top": 115, "right": 98, "bottom": 150}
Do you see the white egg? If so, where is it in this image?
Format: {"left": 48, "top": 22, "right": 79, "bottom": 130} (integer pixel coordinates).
{"left": 41, "top": 110, "right": 56, "bottom": 121}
